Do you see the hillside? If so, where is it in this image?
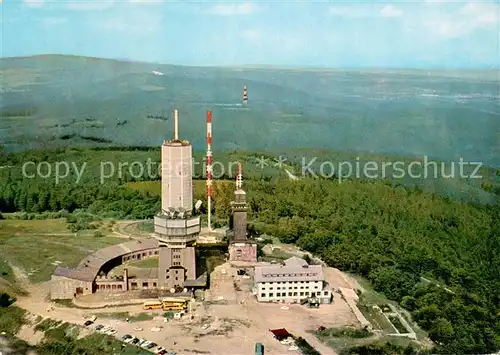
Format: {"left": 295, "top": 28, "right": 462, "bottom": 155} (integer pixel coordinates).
{"left": 0, "top": 145, "right": 498, "bottom": 354}
{"left": 1, "top": 55, "right": 499, "bottom": 168}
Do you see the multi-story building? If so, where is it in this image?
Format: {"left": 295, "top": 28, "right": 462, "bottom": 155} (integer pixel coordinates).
{"left": 254, "top": 256, "right": 332, "bottom": 303}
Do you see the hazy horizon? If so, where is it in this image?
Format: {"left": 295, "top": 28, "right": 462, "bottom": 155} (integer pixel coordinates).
{"left": 2, "top": 1, "right": 499, "bottom": 69}
{"left": 2, "top": 53, "right": 499, "bottom": 72}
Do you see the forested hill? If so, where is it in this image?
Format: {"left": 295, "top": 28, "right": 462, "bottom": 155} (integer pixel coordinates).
{"left": 245, "top": 180, "right": 499, "bottom": 354}
{"left": 0, "top": 147, "right": 499, "bottom": 353}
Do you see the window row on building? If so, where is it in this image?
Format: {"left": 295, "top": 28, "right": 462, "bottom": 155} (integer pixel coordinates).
{"left": 261, "top": 285, "right": 321, "bottom": 291}
{"left": 260, "top": 290, "right": 330, "bottom": 298}
{"left": 122, "top": 249, "right": 159, "bottom": 263}
{"left": 96, "top": 281, "right": 159, "bottom": 291}
{"left": 263, "top": 272, "right": 319, "bottom": 278}
{"left": 265, "top": 280, "right": 319, "bottom": 284}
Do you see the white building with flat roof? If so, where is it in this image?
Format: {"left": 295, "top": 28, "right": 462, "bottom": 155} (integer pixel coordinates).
{"left": 254, "top": 257, "right": 332, "bottom": 303}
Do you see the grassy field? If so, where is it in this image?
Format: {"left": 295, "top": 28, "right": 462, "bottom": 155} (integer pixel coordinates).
{"left": 120, "top": 220, "right": 155, "bottom": 236}
{"left": 0, "top": 219, "right": 124, "bottom": 283}
{"left": 358, "top": 304, "right": 396, "bottom": 333}
{"left": 350, "top": 268, "right": 433, "bottom": 344}
{"left": 0, "top": 218, "right": 69, "bottom": 234}
{"left": 119, "top": 258, "right": 159, "bottom": 269}
{"left": 314, "top": 327, "right": 378, "bottom": 351}
{"left": 350, "top": 274, "right": 401, "bottom": 333}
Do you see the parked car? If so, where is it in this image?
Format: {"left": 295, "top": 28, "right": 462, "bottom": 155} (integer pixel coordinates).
{"left": 137, "top": 338, "right": 147, "bottom": 346}
{"left": 95, "top": 325, "right": 104, "bottom": 331}
{"left": 83, "top": 320, "right": 93, "bottom": 327}
{"left": 124, "top": 337, "right": 135, "bottom": 344}
{"left": 157, "top": 351, "right": 167, "bottom": 355}
{"left": 141, "top": 340, "right": 151, "bottom": 348}
{"left": 147, "top": 342, "right": 157, "bottom": 349}
{"left": 155, "top": 346, "right": 165, "bottom": 353}
{"left": 121, "top": 334, "right": 132, "bottom": 341}
{"left": 130, "top": 338, "right": 140, "bottom": 345}
{"left": 106, "top": 329, "right": 117, "bottom": 336}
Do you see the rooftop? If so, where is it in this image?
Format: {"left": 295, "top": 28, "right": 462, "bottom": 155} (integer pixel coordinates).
{"left": 283, "top": 256, "right": 308, "bottom": 267}
{"left": 163, "top": 139, "right": 191, "bottom": 146}
{"left": 183, "top": 272, "right": 208, "bottom": 287}
{"left": 53, "top": 238, "right": 159, "bottom": 282}
{"left": 128, "top": 267, "right": 159, "bottom": 280}
{"left": 53, "top": 266, "right": 96, "bottom": 282}
{"left": 269, "top": 328, "right": 291, "bottom": 339}
{"left": 254, "top": 257, "right": 324, "bottom": 283}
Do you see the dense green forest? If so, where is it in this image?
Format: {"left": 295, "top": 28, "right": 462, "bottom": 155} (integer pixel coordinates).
{"left": 0, "top": 148, "right": 499, "bottom": 354}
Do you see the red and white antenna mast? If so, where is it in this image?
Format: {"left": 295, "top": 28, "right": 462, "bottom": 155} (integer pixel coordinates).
{"left": 206, "top": 110, "right": 213, "bottom": 231}
{"left": 236, "top": 162, "right": 243, "bottom": 190}
{"left": 243, "top": 85, "right": 248, "bottom": 105}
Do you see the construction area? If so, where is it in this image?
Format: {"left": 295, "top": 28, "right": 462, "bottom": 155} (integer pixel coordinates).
{"left": 181, "top": 262, "right": 360, "bottom": 354}
{"left": 10, "top": 258, "right": 365, "bottom": 355}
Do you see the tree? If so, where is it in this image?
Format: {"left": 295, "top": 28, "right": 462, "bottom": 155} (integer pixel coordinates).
{"left": 0, "top": 292, "right": 15, "bottom": 307}
{"left": 429, "top": 317, "right": 455, "bottom": 343}
{"left": 303, "top": 254, "right": 312, "bottom": 265}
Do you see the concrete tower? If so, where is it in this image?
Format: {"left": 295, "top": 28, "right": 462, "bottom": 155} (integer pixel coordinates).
{"left": 160, "top": 110, "right": 193, "bottom": 213}
{"left": 154, "top": 109, "right": 201, "bottom": 290}
{"left": 228, "top": 163, "right": 257, "bottom": 262}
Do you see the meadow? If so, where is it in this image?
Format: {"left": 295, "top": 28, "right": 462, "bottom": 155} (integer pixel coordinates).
{"left": 0, "top": 218, "right": 125, "bottom": 283}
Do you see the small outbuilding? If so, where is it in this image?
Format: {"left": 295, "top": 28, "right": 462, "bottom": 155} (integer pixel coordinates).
{"left": 269, "top": 328, "right": 292, "bottom": 341}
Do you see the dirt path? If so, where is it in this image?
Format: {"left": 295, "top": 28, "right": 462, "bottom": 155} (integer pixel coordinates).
{"left": 10, "top": 265, "right": 31, "bottom": 290}
{"left": 112, "top": 220, "right": 148, "bottom": 239}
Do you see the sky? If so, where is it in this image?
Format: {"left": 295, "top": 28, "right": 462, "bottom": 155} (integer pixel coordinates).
{"left": 1, "top": 0, "right": 499, "bottom": 68}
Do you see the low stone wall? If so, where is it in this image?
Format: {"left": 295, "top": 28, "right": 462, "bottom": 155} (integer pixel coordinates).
{"left": 72, "top": 297, "right": 158, "bottom": 309}
{"left": 387, "top": 332, "right": 417, "bottom": 340}
{"left": 385, "top": 304, "right": 417, "bottom": 339}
